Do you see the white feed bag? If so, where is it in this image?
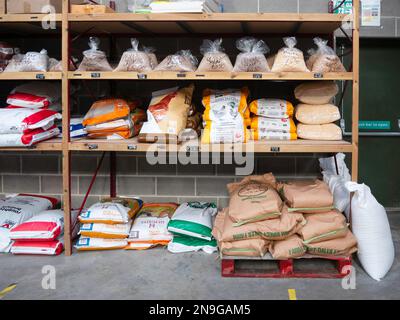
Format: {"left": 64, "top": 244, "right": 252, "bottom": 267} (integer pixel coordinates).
{"left": 346, "top": 182, "right": 395, "bottom": 281}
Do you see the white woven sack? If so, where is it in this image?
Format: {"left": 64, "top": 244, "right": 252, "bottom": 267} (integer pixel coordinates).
{"left": 346, "top": 182, "right": 395, "bottom": 281}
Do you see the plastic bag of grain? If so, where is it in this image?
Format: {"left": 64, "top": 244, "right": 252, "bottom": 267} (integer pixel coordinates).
{"left": 201, "top": 87, "right": 250, "bottom": 143}
{"left": 233, "top": 37, "right": 270, "bottom": 72}
{"left": 227, "top": 173, "right": 283, "bottom": 225}
{"left": 126, "top": 203, "right": 178, "bottom": 250}
{"left": 271, "top": 37, "right": 309, "bottom": 72}
{"left": 249, "top": 99, "right": 294, "bottom": 119}
{"left": 269, "top": 235, "right": 307, "bottom": 259}
{"left": 114, "top": 38, "right": 152, "bottom": 72}
{"left": 17, "top": 49, "right": 49, "bottom": 72}
{"left": 167, "top": 235, "right": 217, "bottom": 254}
{"left": 295, "top": 81, "right": 339, "bottom": 105}
{"left": 250, "top": 117, "right": 296, "bottom": 133}
{"left": 295, "top": 103, "right": 340, "bottom": 125}
{"left": 167, "top": 202, "right": 217, "bottom": 241}
{"left": 143, "top": 46, "right": 158, "bottom": 69}
{"left": 305, "top": 230, "right": 358, "bottom": 256}
{"left": 3, "top": 53, "right": 25, "bottom": 72}
{"left": 307, "top": 37, "right": 346, "bottom": 73}
{"left": 77, "top": 37, "right": 113, "bottom": 71}
{"left": 297, "top": 123, "right": 342, "bottom": 141}
{"left": 197, "top": 38, "right": 233, "bottom": 72}
{"left": 279, "top": 179, "right": 334, "bottom": 213}
{"left": 155, "top": 50, "right": 198, "bottom": 72}
{"left": 298, "top": 211, "right": 348, "bottom": 244}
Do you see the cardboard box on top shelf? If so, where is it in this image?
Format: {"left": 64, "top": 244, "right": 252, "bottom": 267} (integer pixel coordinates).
{"left": 0, "top": 0, "right": 5, "bottom": 14}
{"left": 71, "top": 3, "right": 115, "bottom": 14}
{"left": 6, "top": 0, "right": 81, "bottom": 14}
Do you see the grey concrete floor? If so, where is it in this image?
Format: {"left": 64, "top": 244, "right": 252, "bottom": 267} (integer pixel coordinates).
{"left": 1, "top": 213, "right": 399, "bottom": 300}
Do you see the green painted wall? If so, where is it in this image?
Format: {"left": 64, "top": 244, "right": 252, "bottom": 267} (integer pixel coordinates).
{"left": 343, "top": 39, "right": 400, "bottom": 207}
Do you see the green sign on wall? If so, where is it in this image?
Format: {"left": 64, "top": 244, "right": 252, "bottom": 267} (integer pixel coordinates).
{"left": 333, "top": 0, "right": 353, "bottom": 14}
{"left": 359, "top": 120, "right": 391, "bottom": 130}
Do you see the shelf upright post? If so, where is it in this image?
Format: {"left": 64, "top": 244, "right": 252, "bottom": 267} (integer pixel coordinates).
{"left": 351, "top": 0, "right": 360, "bottom": 182}
{"left": 62, "top": 0, "right": 73, "bottom": 256}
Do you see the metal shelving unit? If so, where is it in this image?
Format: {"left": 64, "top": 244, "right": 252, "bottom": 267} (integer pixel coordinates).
{"left": 0, "top": 0, "right": 360, "bottom": 256}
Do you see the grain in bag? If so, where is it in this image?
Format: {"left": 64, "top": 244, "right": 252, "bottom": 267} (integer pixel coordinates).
{"left": 295, "top": 81, "right": 339, "bottom": 105}
{"left": 297, "top": 123, "right": 342, "bottom": 141}
{"left": 75, "top": 237, "right": 128, "bottom": 251}
{"left": 78, "top": 198, "right": 142, "bottom": 224}
{"left": 227, "top": 173, "right": 283, "bottom": 225}
{"left": 295, "top": 103, "right": 340, "bottom": 125}
{"left": 305, "top": 230, "right": 358, "bottom": 257}
{"left": 250, "top": 117, "right": 296, "bottom": 133}
{"left": 167, "top": 202, "right": 217, "bottom": 241}
{"left": 279, "top": 179, "right": 334, "bottom": 213}
{"left": 233, "top": 37, "right": 270, "bottom": 72}
{"left": 79, "top": 222, "right": 132, "bottom": 239}
{"left": 299, "top": 211, "right": 348, "bottom": 244}
{"left": 126, "top": 203, "right": 178, "bottom": 250}
{"left": 167, "top": 235, "right": 217, "bottom": 254}
{"left": 202, "top": 87, "right": 250, "bottom": 144}
{"left": 220, "top": 239, "right": 270, "bottom": 257}
{"left": 271, "top": 37, "right": 309, "bottom": 72}
{"left": 269, "top": 235, "right": 307, "bottom": 259}
{"left": 249, "top": 99, "right": 294, "bottom": 119}
{"left": 215, "top": 207, "right": 305, "bottom": 242}
{"left": 197, "top": 38, "right": 233, "bottom": 72}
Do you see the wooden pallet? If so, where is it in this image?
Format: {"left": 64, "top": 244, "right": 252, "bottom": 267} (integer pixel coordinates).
{"left": 221, "top": 254, "right": 352, "bottom": 279}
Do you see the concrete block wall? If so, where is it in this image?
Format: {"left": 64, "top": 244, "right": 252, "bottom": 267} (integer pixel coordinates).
{"left": 0, "top": 152, "right": 322, "bottom": 209}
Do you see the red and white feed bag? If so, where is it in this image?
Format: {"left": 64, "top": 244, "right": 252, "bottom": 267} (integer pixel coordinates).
{"left": 0, "top": 194, "right": 58, "bottom": 253}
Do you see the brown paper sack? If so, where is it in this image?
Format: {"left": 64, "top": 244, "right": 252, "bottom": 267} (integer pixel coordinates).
{"left": 269, "top": 235, "right": 307, "bottom": 260}
{"left": 215, "top": 207, "right": 305, "bottom": 242}
{"left": 220, "top": 239, "right": 270, "bottom": 257}
{"left": 227, "top": 173, "right": 283, "bottom": 225}
{"left": 305, "top": 230, "right": 358, "bottom": 257}
{"left": 279, "top": 179, "right": 334, "bottom": 213}
{"left": 299, "top": 211, "right": 348, "bottom": 244}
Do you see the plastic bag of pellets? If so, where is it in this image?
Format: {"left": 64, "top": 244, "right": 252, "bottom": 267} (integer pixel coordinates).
{"left": 167, "top": 202, "right": 218, "bottom": 241}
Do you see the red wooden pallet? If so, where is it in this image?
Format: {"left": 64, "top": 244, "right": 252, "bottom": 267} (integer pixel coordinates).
{"left": 221, "top": 254, "right": 352, "bottom": 279}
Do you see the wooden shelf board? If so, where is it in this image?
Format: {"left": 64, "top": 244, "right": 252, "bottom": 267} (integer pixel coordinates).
{"left": 0, "top": 139, "right": 62, "bottom": 152}
{"left": 68, "top": 71, "right": 353, "bottom": 81}
{"left": 0, "top": 14, "right": 62, "bottom": 34}
{"left": 68, "top": 13, "right": 352, "bottom": 35}
{"left": 69, "top": 138, "right": 353, "bottom": 153}
{"left": 0, "top": 72, "right": 62, "bottom": 80}
{"left": 0, "top": 14, "right": 62, "bottom": 22}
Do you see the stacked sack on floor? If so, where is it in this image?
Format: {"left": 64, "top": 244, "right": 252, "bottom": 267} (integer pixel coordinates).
{"left": 294, "top": 81, "right": 342, "bottom": 141}
{"left": 75, "top": 198, "right": 143, "bottom": 251}
{"left": 212, "top": 174, "right": 358, "bottom": 259}
{"left": 0, "top": 194, "right": 59, "bottom": 253}
{"left": 249, "top": 98, "right": 297, "bottom": 141}
{"left": 167, "top": 202, "right": 218, "bottom": 254}
{"left": 82, "top": 98, "right": 146, "bottom": 140}
{"left": 9, "top": 209, "right": 79, "bottom": 256}
{"left": 0, "top": 82, "right": 62, "bottom": 147}
{"left": 126, "top": 203, "right": 178, "bottom": 250}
